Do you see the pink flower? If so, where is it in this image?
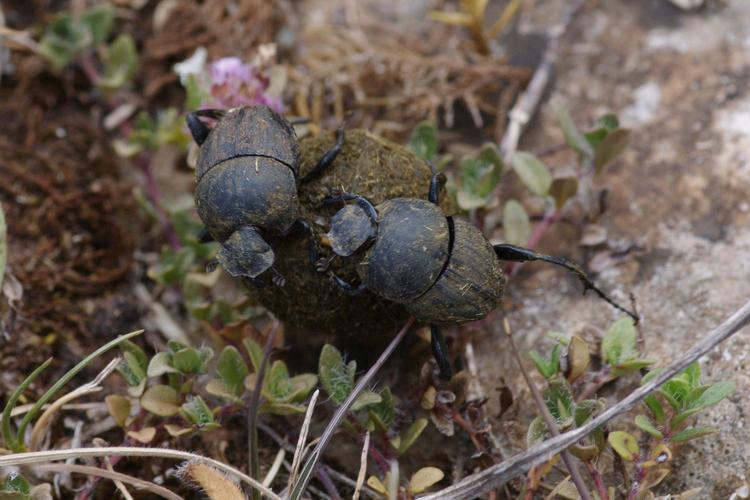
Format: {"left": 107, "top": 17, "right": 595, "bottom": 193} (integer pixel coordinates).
{"left": 206, "top": 57, "right": 284, "bottom": 113}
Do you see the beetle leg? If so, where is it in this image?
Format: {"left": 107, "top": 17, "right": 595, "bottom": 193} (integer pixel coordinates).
{"left": 428, "top": 173, "right": 447, "bottom": 205}
{"left": 299, "top": 125, "right": 346, "bottom": 184}
{"left": 323, "top": 193, "right": 379, "bottom": 226}
{"left": 430, "top": 325, "right": 453, "bottom": 380}
{"left": 186, "top": 109, "right": 226, "bottom": 145}
{"left": 330, "top": 273, "right": 367, "bottom": 295}
{"left": 493, "top": 243, "right": 640, "bottom": 323}
{"left": 198, "top": 227, "right": 214, "bottom": 243}
{"left": 285, "top": 219, "right": 322, "bottom": 265}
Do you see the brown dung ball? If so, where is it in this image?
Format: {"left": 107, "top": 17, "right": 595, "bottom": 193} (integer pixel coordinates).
{"left": 245, "top": 129, "right": 451, "bottom": 348}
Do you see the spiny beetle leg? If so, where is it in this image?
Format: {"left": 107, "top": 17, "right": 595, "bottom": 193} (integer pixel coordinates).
{"left": 428, "top": 173, "right": 447, "bottom": 205}
{"left": 285, "top": 219, "right": 321, "bottom": 265}
{"left": 431, "top": 325, "right": 453, "bottom": 380}
{"left": 330, "top": 273, "right": 367, "bottom": 295}
{"left": 300, "top": 125, "right": 346, "bottom": 184}
{"left": 322, "top": 192, "right": 379, "bottom": 225}
{"left": 198, "top": 227, "right": 214, "bottom": 243}
{"left": 493, "top": 243, "right": 640, "bottom": 323}
{"left": 186, "top": 109, "right": 226, "bottom": 145}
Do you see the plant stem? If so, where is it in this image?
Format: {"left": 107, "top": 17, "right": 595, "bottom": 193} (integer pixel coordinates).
{"left": 586, "top": 461, "right": 610, "bottom": 500}
{"left": 503, "top": 319, "right": 593, "bottom": 500}
{"left": 248, "top": 322, "right": 279, "bottom": 500}
{"left": 288, "top": 317, "right": 415, "bottom": 499}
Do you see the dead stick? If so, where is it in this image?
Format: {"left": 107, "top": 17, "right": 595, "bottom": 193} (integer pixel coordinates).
{"left": 503, "top": 319, "right": 593, "bottom": 500}
{"left": 499, "top": 0, "right": 586, "bottom": 164}
{"left": 419, "top": 299, "right": 750, "bottom": 499}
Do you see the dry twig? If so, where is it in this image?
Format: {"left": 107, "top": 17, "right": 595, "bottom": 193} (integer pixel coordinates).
{"left": 503, "top": 319, "right": 592, "bottom": 500}
{"left": 419, "top": 299, "right": 750, "bottom": 499}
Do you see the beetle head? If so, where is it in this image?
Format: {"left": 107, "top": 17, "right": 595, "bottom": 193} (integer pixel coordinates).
{"left": 326, "top": 204, "right": 376, "bottom": 257}
{"left": 216, "top": 226, "right": 275, "bottom": 279}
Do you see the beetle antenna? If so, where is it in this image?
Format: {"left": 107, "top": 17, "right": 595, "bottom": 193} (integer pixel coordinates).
{"left": 494, "top": 244, "right": 640, "bottom": 323}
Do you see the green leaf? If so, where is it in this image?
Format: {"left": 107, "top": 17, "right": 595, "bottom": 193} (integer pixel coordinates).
{"left": 105, "top": 394, "right": 131, "bottom": 427}
{"left": 634, "top": 414, "right": 663, "bottom": 438}
{"left": 671, "top": 426, "right": 718, "bottom": 443}
{"left": 242, "top": 338, "right": 264, "bottom": 374}
{"left": 574, "top": 399, "right": 604, "bottom": 427}
{"left": 80, "top": 5, "right": 115, "bottom": 45}
{"left": 691, "top": 380, "right": 735, "bottom": 409}
{"left": 3, "top": 472, "right": 30, "bottom": 495}
{"left": 141, "top": 384, "right": 181, "bottom": 417}
{"left": 287, "top": 374, "right": 319, "bottom": 403}
{"left": 318, "top": 344, "right": 355, "bottom": 404}
{"left": 408, "top": 121, "right": 439, "bottom": 161}
{"left": 660, "top": 378, "right": 692, "bottom": 410}
{"left": 457, "top": 145, "right": 502, "bottom": 210}
{"left": 684, "top": 361, "right": 701, "bottom": 387}
{"left": 147, "top": 352, "right": 178, "bottom": 377}
{"left": 503, "top": 199, "right": 530, "bottom": 246}
{"left": 511, "top": 152, "right": 552, "bottom": 196}
{"left": 644, "top": 394, "right": 666, "bottom": 425}
{"left": 216, "top": 346, "right": 248, "bottom": 398}
{"left": 0, "top": 204, "right": 6, "bottom": 288}
{"left": 37, "top": 5, "right": 114, "bottom": 70}
{"left": 528, "top": 345, "right": 560, "bottom": 379}
{"left": 409, "top": 467, "right": 444, "bottom": 494}
{"left": 548, "top": 177, "right": 578, "bottom": 211}
{"left": 601, "top": 317, "right": 638, "bottom": 367}
{"left": 99, "top": 33, "right": 138, "bottom": 90}
{"left": 265, "top": 360, "right": 291, "bottom": 400}
{"left": 180, "top": 395, "right": 217, "bottom": 428}
{"left": 117, "top": 352, "right": 145, "bottom": 388}
{"left": 351, "top": 390, "right": 382, "bottom": 412}
{"left": 526, "top": 416, "right": 549, "bottom": 447}
{"left": 597, "top": 114, "right": 620, "bottom": 130}
{"left": 119, "top": 340, "right": 148, "bottom": 374}
{"left": 264, "top": 402, "right": 308, "bottom": 415}
{"left": 367, "top": 387, "right": 395, "bottom": 433}
{"left": 553, "top": 102, "right": 593, "bottom": 160}
{"left": 399, "top": 418, "right": 429, "bottom": 454}
{"left": 543, "top": 379, "right": 574, "bottom": 428}
{"left": 594, "top": 128, "right": 630, "bottom": 173}
{"left": 608, "top": 431, "right": 639, "bottom": 461}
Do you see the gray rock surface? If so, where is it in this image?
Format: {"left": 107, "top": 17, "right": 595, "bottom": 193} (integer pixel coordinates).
{"left": 472, "top": 1, "right": 750, "bottom": 495}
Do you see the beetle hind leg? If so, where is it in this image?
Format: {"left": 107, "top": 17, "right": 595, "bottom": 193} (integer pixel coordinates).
{"left": 493, "top": 243, "right": 640, "bottom": 322}
{"left": 300, "top": 125, "right": 346, "bottom": 184}
{"left": 430, "top": 325, "right": 453, "bottom": 380}
{"left": 428, "top": 173, "right": 447, "bottom": 205}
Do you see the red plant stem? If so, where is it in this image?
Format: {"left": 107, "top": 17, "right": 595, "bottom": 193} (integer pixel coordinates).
{"left": 316, "top": 466, "right": 343, "bottom": 500}
{"left": 586, "top": 461, "right": 610, "bottom": 500}
{"left": 626, "top": 455, "right": 647, "bottom": 500}
{"left": 134, "top": 155, "right": 181, "bottom": 250}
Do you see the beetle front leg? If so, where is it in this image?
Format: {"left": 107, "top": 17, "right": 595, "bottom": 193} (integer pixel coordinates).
{"left": 330, "top": 273, "right": 368, "bottom": 295}
{"left": 493, "top": 243, "right": 640, "bottom": 322}
{"left": 300, "top": 125, "right": 346, "bottom": 184}
{"left": 430, "top": 325, "right": 453, "bottom": 380}
{"left": 186, "top": 109, "right": 226, "bottom": 145}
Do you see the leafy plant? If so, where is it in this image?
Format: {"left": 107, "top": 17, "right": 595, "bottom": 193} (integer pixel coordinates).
{"left": 525, "top": 319, "right": 735, "bottom": 499}
{"left": 319, "top": 344, "right": 429, "bottom": 456}
{"left": 38, "top": 5, "right": 114, "bottom": 70}
{"left": 367, "top": 465, "right": 445, "bottom": 498}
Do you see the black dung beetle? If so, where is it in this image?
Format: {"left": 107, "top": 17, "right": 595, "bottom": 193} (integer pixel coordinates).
{"left": 186, "top": 105, "right": 344, "bottom": 281}
{"left": 322, "top": 173, "right": 639, "bottom": 380}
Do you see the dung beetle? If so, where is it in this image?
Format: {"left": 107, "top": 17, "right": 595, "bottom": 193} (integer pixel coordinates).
{"left": 187, "top": 105, "right": 344, "bottom": 281}
{"left": 322, "top": 173, "right": 639, "bottom": 380}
